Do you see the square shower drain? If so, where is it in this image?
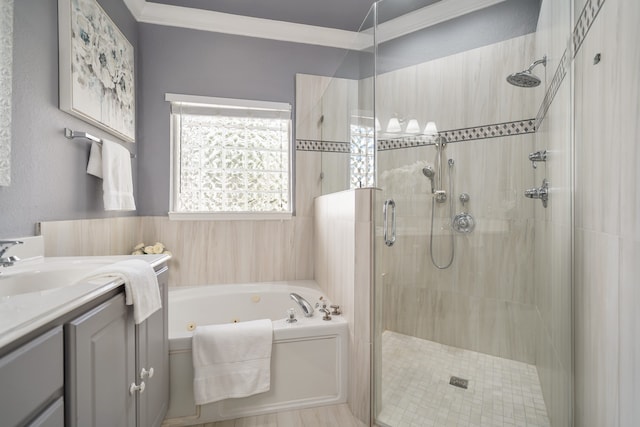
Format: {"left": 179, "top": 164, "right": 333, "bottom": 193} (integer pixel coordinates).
{"left": 449, "top": 376, "right": 469, "bottom": 389}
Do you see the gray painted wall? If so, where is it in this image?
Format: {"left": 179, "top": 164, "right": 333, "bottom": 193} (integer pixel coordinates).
{"left": 0, "top": 0, "right": 138, "bottom": 238}
{"left": 377, "top": 0, "right": 541, "bottom": 73}
{"left": 136, "top": 25, "right": 356, "bottom": 215}
{"left": 1, "top": 0, "right": 541, "bottom": 235}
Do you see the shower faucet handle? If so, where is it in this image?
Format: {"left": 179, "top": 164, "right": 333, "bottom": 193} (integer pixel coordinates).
{"left": 524, "top": 179, "right": 549, "bottom": 208}
{"left": 528, "top": 150, "right": 547, "bottom": 169}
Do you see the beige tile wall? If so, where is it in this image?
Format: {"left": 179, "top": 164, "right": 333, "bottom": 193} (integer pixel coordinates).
{"left": 295, "top": 73, "right": 362, "bottom": 195}
{"left": 39, "top": 216, "right": 143, "bottom": 256}
{"left": 376, "top": 33, "right": 537, "bottom": 135}
{"left": 40, "top": 147, "right": 322, "bottom": 287}
{"left": 314, "top": 189, "right": 373, "bottom": 425}
{"left": 375, "top": 33, "right": 539, "bottom": 364}
{"left": 573, "top": 0, "right": 640, "bottom": 426}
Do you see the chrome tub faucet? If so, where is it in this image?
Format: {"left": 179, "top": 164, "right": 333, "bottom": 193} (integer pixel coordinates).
{"left": 289, "top": 293, "right": 314, "bottom": 317}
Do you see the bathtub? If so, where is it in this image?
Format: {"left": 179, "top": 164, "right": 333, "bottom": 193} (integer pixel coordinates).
{"left": 163, "top": 280, "right": 348, "bottom": 426}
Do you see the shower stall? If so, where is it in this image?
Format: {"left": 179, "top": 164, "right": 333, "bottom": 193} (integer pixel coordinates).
{"left": 301, "top": 0, "right": 573, "bottom": 425}
{"left": 370, "top": 1, "right": 573, "bottom": 426}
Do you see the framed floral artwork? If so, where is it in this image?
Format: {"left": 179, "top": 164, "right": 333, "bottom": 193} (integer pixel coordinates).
{"left": 58, "top": 0, "right": 135, "bottom": 142}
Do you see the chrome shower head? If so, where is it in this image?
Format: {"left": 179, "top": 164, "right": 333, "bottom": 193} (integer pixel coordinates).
{"left": 506, "top": 70, "right": 542, "bottom": 87}
{"left": 422, "top": 166, "right": 435, "bottom": 193}
{"left": 506, "top": 56, "right": 547, "bottom": 88}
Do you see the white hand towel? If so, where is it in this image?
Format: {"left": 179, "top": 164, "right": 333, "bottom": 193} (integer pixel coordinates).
{"left": 192, "top": 319, "right": 273, "bottom": 405}
{"left": 86, "top": 142, "right": 103, "bottom": 178}
{"left": 100, "top": 139, "right": 136, "bottom": 211}
{"left": 84, "top": 259, "right": 161, "bottom": 324}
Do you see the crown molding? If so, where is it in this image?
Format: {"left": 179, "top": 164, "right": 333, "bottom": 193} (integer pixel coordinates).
{"left": 123, "top": 0, "right": 507, "bottom": 50}
{"left": 376, "top": 0, "right": 507, "bottom": 44}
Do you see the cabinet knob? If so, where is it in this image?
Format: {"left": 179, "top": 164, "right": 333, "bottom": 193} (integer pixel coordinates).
{"left": 140, "top": 367, "right": 154, "bottom": 379}
{"left": 129, "top": 381, "right": 146, "bottom": 395}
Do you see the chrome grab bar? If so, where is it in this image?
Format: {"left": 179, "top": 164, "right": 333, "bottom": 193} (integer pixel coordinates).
{"left": 383, "top": 199, "right": 396, "bottom": 247}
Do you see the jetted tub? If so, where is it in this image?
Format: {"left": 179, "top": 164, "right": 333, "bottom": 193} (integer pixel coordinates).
{"left": 163, "top": 280, "right": 348, "bottom": 426}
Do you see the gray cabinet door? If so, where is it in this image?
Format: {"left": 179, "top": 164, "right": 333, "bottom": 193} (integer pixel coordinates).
{"left": 66, "top": 293, "right": 136, "bottom": 427}
{"left": 136, "top": 267, "right": 169, "bottom": 427}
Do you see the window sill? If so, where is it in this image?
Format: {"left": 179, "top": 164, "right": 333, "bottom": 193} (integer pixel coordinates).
{"left": 168, "top": 211, "right": 293, "bottom": 221}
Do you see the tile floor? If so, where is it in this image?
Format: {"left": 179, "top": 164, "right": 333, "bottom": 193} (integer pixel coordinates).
{"left": 377, "top": 331, "right": 550, "bottom": 427}
{"left": 192, "top": 403, "right": 366, "bottom": 427}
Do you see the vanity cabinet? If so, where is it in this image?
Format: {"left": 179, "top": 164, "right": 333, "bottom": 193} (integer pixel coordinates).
{"left": 65, "top": 266, "right": 169, "bottom": 427}
{"left": 136, "top": 266, "right": 169, "bottom": 427}
{"left": 0, "top": 326, "right": 64, "bottom": 426}
{"left": 65, "top": 292, "right": 136, "bottom": 426}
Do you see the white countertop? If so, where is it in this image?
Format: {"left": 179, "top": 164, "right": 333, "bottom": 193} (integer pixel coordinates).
{"left": 0, "top": 254, "right": 170, "bottom": 349}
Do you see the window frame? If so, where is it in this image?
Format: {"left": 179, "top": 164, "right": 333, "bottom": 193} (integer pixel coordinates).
{"left": 166, "top": 93, "right": 293, "bottom": 221}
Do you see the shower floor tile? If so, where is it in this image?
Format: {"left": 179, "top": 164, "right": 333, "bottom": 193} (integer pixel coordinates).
{"left": 378, "top": 331, "right": 550, "bottom": 427}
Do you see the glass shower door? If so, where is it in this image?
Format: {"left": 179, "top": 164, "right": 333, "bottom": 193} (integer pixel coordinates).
{"left": 372, "top": 1, "right": 573, "bottom": 426}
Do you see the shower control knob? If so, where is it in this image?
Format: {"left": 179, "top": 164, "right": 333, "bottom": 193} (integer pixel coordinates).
{"left": 453, "top": 212, "right": 475, "bottom": 233}
{"left": 524, "top": 179, "right": 549, "bottom": 208}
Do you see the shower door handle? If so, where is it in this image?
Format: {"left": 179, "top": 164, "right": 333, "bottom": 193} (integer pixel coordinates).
{"left": 383, "top": 199, "right": 396, "bottom": 247}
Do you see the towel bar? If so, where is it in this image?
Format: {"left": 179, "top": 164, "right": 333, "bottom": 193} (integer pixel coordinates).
{"left": 64, "top": 128, "right": 136, "bottom": 158}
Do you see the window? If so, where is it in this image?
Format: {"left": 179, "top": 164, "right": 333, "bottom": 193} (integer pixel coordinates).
{"left": 167, "top": 94, "right": 292, "bottom": 220}
{"left": 350, "top": 123, "right": 375, "bottom": 189}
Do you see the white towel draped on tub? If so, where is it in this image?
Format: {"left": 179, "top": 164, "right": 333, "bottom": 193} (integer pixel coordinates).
{"left": 192, "top": 319, "right": 273, "bottom": 405}
{"left": 86, "top": 139, "right": 136, "bottom": 211}
{"left": 83, "top": 259, "right": 161, "bottom": 324}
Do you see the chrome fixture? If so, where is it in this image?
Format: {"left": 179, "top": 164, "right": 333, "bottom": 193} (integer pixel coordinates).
{"left": 422, "top": 166, "right": 435, "bottom": 194}
{"left": 64, "top": 128, "right": 136, "bottom": 158}
{"left": 459, "top": 192, "right": 470, "bottom": 205}
{"left": 453, "top": 193, "right": 475, "bottom": 233}
{"left": 453, "top": 212, "right": 475, "bottom": 233}
{"left": 528, "top": 150, "right": 547, "bottom": 169}
{"left": 289, "top": 293, "right": 314, "bottom": 317}
{"left": 428, "top": 153, "right": 455, "bottom": 269}
{"left": 0, "top": 240, "right": 22, "bottom": 267}
{"left": 330, "top": 305, "right": 341, "bottom": 315}
{"left": 524, "top": 179, "right": 549, "bottom": 208}
{"left": 286, "top": 308, "right": 298, "bottom": 323}
{"left": 593, "top": 53, "right": 601, "bottom": 65}
{"left": 432, "top": 137, "right": 450, "bottom": 204}
{"left": 317, "top": 302, "right": 332, "bottom": 321}
{"left": 383, "top": 199, "right": 396, "bottom": 247}
{"left": 506, "top": 56, "right": 547, "bottom": 88}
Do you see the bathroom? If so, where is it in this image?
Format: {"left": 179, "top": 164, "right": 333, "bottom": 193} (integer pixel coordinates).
{"left": 0, "top": 0, "right": 638, "bottom": 426}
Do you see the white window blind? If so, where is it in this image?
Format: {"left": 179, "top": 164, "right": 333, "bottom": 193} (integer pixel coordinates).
{"left": 167, "top": 93, "right": 292, "bottom": 219}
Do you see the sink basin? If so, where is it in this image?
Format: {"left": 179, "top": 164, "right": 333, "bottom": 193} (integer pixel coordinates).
{"left": 0, "top": 258, "right": 122, "bottom": 298}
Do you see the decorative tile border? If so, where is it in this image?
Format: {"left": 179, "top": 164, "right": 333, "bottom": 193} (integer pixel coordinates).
{"left": 537, "top": 0, "right": 606, "bottom": 127}
{"left": 536, "top": 47, "right": 570, "bottom": 127}
{"left": 572, "top": 0, "right": 606, "bottom": 58}
{"left": 296, "top": 139, "right": 351, "bottom": 153}
{"left": 377, "top": 119, "right": 536, "bottom": 151}
{"left": 299, "top": 0, "right": 606, "bottom": 152}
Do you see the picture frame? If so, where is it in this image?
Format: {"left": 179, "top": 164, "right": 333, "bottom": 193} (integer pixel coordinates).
{"left": 58, "top": 0, "right": 135, "bottom": 142}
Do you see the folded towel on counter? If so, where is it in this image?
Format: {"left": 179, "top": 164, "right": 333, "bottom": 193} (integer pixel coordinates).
{"left": 85, "top": 259, "right": 161, "bottom": 324}
{"left": 192, "top": 319, "right": 273, "bottom": 405}
{"left": 86, "top": 139, "right": 136, "bottom": 211}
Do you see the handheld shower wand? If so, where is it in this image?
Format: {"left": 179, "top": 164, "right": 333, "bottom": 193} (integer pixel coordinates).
{"left": 422, "top": 166, "right": 435, "bottom": 193}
